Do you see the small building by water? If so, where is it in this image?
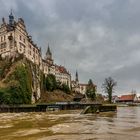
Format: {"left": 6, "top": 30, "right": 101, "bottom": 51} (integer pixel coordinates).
{"left": 116, "top": 94, "right": 138, "bottom": 103}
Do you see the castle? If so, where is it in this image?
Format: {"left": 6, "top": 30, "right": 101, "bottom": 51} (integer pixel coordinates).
{"left": 0, "top": 12, "right": 90, "bottom": 99}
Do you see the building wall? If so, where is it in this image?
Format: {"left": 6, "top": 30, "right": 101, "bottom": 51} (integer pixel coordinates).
{"left": 0, "top": 14, "right": 72, "bottom": 93}
{"left": 79, "top": 84, "right": 87, "bottom": 94}
{"left": 0, "top": 19, "right": 42, "bottom": 66}
{"left": 55, "top": 71, "right": 71, "bottom": 89}
{"left": 0, "top": 25, "right": 13, "bottom": 57}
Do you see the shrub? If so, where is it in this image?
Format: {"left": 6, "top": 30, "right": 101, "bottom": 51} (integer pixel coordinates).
{"left": 61, "top": 84, "right": 70, "bottom": 94}
{"left": 86, "top": 79, "right": 96, "bottom": 100}
{"left": 45, "top": 74, "right": 57, "bottom": 91}
{"left": 0, "top": 64, "right": 32, "bottom": 105}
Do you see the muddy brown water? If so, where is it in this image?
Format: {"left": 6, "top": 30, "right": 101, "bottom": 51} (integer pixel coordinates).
{"left": 0, "top": 107, "right": 140, "bottom": 140}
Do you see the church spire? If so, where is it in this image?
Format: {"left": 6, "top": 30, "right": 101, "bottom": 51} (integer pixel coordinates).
{"left": 75, "top": 70, "right": 79, "bottom": 82}
{"left": 46, "top": 43, "right": 52, "bottom": 56}
{"left": 45, "top": 43, "right": 53, "bottom": 65}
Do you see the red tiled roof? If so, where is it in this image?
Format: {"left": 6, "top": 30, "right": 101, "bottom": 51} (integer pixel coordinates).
{"left": 119, "top": 94, "right": 136, "bottom": 101}
{"left": 55, "top": 65, "right": 69, "bottom": 74}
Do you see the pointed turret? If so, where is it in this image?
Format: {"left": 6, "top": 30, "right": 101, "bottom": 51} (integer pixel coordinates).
{"left": 46, "top": 44, "right": 52, "bottom": 59}
{"left": 9, "top": 10, "right": 14, "bottom": 26}
{"left": 46, "top": 44, "right": 52, "bottom": 57}
{"left": 75, "top": 70, "right": 79, "bottom": 82}
{"left": 45, "top": 43, "right": 53, "bottom": 65}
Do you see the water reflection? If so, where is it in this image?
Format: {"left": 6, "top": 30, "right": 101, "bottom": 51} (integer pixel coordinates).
{"left": 0, "top": 107, "right": 140, "bottom": 140}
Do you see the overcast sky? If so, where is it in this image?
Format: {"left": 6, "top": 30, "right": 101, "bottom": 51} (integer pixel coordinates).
{"left": 0, "top": 0, "right": 140, "bottom": 95}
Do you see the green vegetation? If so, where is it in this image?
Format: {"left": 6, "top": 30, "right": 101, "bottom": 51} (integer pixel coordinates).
{"left": 0, "top": 60, "right": 32, "bottom": 105}
{"left": 86, "top": 79, "right": 96, "bottom": 100}
{"left": 61, "top": 83, "right": 70, "bottom": 94}
{"left": 0, "top": 59, "right": 12, "bottom": 79}
{"left": 45, "top": 74, "right": 57, "bottom": 91}
{"left": 45, "top": 74, "right": 70, "bottom": 94}
{"left": 0, "top": 56, "right": 71, "bottom": 105}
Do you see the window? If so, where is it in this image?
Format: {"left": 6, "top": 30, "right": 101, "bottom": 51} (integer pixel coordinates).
{"left": 1, "top": 36, "right": 3, "bottom": 42}
{"left": 1, "top": 43, "right": 6, "bottom": 48}
{"left": 4, "top": 36, "right": 5, "bottom": 41}
{"left": 19, "top": 35, "right": 22, "bottom": 40}
{"left": 23, "top": 38, "right": 25, "bottom": 43}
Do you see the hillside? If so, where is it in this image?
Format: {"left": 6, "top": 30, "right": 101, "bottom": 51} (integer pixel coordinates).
{"left": 0, "top": 55, "right": 43, "bottom": 105}
{"left": 41, "top": 90, "right": 73, "bottom": 103}
{"left": 0, "top": 56, "right": 84, "bottom": 105}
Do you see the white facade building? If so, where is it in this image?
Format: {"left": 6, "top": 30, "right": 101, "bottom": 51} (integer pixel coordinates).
{"left": 1, "top": 13, "right": 98, "bottom": 94}
{"left": 43, "top": 45, "right": 71, "bottom": 88}
{"left": 0, "top": 12, "right": 42, "bottom": 66}
{"left": 0, "top": 13, "right": 71, "bottom": 89}
{"left": 55, "top": 65, "right": 71, "bottom": 88}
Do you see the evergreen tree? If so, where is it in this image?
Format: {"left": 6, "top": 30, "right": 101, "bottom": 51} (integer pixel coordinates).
{"left": 61, "top": 83, "right": 70, "bottom": 94}
{"left": 45, "top": 74, "right": 57, "bottom": 91}
{"left": 86, "top": 79, "right": 96, "bottom": 100}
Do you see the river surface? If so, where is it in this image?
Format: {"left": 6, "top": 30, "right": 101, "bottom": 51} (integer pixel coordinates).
{"left": 0, "top": 107, "right": 140, "bottom": 140}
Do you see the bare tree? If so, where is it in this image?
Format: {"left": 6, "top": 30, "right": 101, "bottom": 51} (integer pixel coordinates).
{"left": 102, "top": 77, "right": 117, "bottom": 103}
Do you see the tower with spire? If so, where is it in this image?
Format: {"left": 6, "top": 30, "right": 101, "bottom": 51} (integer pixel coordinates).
{"left": 45, "top": 44, "right": 53, "bottom": 65}
{"left": 9, "top": 10, "right": 14, "bottom": 26}
{"left": 75, "top": 70, "right": 79, "bottom": 83}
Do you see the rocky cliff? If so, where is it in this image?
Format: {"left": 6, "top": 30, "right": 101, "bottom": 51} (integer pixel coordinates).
{"left": 0, "top": 55, "right": 43, "bottom": 104}
{"left": 0, "top": 55, "right": 84, "bottom": 105}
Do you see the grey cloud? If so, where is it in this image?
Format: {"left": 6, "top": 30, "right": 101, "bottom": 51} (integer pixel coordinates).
{"left": 0, "top": 0, "right": 140, "bottom": 94}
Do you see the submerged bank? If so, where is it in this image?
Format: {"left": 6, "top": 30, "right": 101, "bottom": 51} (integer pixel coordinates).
{"left": 0, "top": 103, "right": 117, "bottom": 113}
{"left": 81, "top": 104, "right": 117, "bottom": 114}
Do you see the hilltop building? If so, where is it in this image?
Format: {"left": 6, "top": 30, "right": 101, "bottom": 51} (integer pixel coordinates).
{"left": 42, "top": 45, "right": 71, "bottom": 88}
{"left": 0, "top": 12, "right": 42, "bottom": 66}
{"left": 0, "top": 12, "right": 71, "bottom": 94}
{"left": 0, "top": 12, "right": 91, "bottom": 100}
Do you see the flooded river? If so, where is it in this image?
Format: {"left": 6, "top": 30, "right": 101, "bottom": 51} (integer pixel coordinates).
{"left": 0, "top": 107, "right": 140, "bottom": 140}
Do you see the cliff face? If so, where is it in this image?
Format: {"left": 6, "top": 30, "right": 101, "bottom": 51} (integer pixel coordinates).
{"left": 0, "top": 55, "right": 43, "bottom": 104}
{"left": 0, "top": 55, "right": 84, "bottom": 105}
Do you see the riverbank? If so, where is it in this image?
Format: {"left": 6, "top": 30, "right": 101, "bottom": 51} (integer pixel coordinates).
{"left": 0, "top": 103, "right": 99, "bottom": 113}
{"left": 0, "top": 103, "right": 117, "bottom": 113}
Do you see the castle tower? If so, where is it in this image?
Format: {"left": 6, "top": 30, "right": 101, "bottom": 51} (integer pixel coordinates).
{"left": 45, "top": 44, "right": 53, "bottom": 65}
